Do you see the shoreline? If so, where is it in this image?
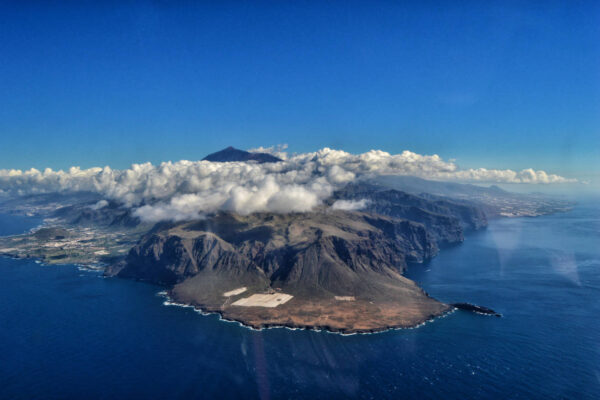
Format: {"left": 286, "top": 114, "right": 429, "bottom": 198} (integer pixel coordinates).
{"left": 158, "top": 290, "right": 456, "bottom": 336}
{"left": 0, "top": 253, "right": 455, "bottom": 335}
{"left": 0, "top": 251, "right": 453, "bottom": 335}
{"left": 2, "top": 209, "right": 569, "bottom": 335}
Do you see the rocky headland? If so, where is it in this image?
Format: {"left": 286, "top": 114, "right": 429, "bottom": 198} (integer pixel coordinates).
{"left": 105, "top": 210, "right": 454, "bottom": 333}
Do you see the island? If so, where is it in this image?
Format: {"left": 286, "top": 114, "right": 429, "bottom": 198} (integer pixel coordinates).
{"left": 0, "top": 147, "right": 573, "bottom": 333}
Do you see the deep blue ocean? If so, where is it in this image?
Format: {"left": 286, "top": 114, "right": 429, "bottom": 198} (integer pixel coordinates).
{"left": 1, "top": 203, "right": 599, "bottom": 399}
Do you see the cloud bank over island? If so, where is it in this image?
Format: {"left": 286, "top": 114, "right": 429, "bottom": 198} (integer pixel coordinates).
{"left": 0, "top": 148, "right": 576, "bottom": 221}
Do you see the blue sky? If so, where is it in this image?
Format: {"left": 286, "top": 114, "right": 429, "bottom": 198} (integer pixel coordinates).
{"left": 0, "top": 1, "right": 598, "bottom": 185}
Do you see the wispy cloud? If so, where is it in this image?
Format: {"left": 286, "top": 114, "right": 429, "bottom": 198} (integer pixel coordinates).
{"left": 247, "top": 144, "right": 289, "bottom": 160}
{"left": 332, "top": 199, "right": 369, "bottom": 211}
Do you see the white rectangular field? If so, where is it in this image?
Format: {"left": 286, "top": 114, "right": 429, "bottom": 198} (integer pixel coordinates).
{"left": 223, "top": 287, "right": 247, "bottom": 297}
{"left": 334, "top": 296, "right": 355, "bottom": 301}
{"left": 232, "top": 293, "right": 293, "bottom": 308}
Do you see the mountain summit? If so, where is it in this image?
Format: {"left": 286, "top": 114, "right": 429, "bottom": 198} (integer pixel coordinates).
{"left": 202, "top": 146, "right": 282, "bottom": 163}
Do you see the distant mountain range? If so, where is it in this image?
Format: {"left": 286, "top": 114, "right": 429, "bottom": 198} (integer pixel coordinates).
{"left": 374, "top": 175, "right": 507, "bottom": 198}
{"left": 331, "top": 182, "right": 488, "bottom": 244}
{"left": 202, "top": 146, "right": 282, "bottom": 163}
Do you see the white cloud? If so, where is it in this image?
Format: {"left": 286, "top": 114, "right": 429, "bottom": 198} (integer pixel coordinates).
{"left": 89, "top": 199, "right": 109, "bottom": 210}
{"left": 247, "top": 144, "right": 289, "bottom": 160}
{"left": 332, "top": 199, "right": 369, "bottom": 211}
{"left": 0, "top": 147, "right": 577, "bottom": 222}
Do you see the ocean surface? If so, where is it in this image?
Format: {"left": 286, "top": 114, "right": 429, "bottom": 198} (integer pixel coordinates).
{"left": 0, "top": 203, "right": 599, "bottom": 399}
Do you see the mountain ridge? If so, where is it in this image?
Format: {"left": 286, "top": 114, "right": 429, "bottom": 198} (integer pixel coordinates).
{"left": 202, "top": 146, "right": 282, "bottom": 163}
